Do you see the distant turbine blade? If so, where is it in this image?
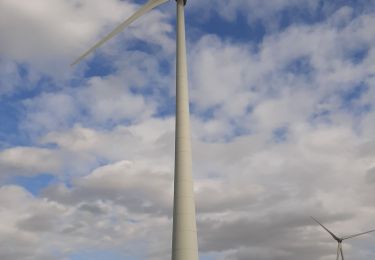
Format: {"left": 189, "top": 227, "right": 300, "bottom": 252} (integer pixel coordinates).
{"left": 340, "top": 243, "right": 344, "bottom": 260}
{"left": 71, "top": 0, "right": 169, "bottom": 66}
{"left": 311, "top": 216, "right": 340, "bottom": 241}
{"left": 342, "top": 229, "right": 375, "bottom": 240}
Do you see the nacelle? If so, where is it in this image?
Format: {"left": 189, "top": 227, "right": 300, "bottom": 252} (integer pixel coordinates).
{"left": 176, "top": 0, "right": 187, "bottom": 5}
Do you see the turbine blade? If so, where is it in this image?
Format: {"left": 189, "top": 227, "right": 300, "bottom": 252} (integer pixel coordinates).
{"left": 340, "top": 243, "right": 344, "bottom": 260}
{"left": 71, "top": 0, "right": 168, "bottom": 66}
{"left": 336, "top": 243, "right": 340, "bottom": 260}
{"left": 311, "top": 217, "right": 340, "bottom": 241}
{"left": 342, "top": 229, "right": 375, "bottom": 240}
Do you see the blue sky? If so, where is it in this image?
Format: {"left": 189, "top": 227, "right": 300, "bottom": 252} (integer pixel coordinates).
{"left": 0, "top": 0, "right": 375, "bottom": 259}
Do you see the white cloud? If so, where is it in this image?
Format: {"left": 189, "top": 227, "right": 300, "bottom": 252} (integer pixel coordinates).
{"left": 0, "top": 185, "right": 63, "bottom": 259}
{"left": 0, "top": 0, "right": 173, "bottom": 83}
{"left": 0, "top": 0, "right": 129, "bottom": 61}
{"left": 0, "top": 147, "right": 61, "bottom": 178}
{"left": 77, "top": 75, "right": 160, "bottom": 123}
{"left": 189, "top": 8, "right": 375, "bottom": 141}
{"left": 1, "top": 118, "right": 375, "bottom": 259}
{"left": 40, "top": 117, "right": 175, "bottom": 166}
{"left": 0, "top": 160, "right": 175, "bottom": 259}
{"left": 23, "top": 92, "right": 77, "bottom": 134}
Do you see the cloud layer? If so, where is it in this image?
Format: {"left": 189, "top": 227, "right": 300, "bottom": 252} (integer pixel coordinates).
{"left": 0, "top": 0, "right": 374, "bottom": 259}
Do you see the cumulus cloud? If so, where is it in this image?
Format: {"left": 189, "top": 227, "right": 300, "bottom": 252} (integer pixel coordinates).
{"left": 0, "top": 147, "right": 61, "bottom": 178}
{"left": 0, "top": 0, "right": 174, "bottom": 87}
{"left": 0, "top": 0, "right": 170, "bottom": 62}
{"left": 0, "top": 159, "right": 175, "bottom": 259}
{"left": 2, "top": 118, "right": 374, "bottom": 259}
{"left": 189, "top": 7, "right": 375, "bottom": 142}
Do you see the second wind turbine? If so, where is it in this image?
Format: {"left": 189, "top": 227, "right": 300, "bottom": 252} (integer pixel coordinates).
{"left": 312, "top": 217, "right": 375, "bottom": 260}
{"left": 72, "top": 0, "right": 198, "bottom": 260}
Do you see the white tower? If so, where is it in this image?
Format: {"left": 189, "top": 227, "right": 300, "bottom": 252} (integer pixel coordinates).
{"left": 172, "top": 0, "right": 199, "bottom": 259}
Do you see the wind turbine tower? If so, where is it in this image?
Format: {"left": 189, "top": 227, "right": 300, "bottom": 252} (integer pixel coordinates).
{"left": 72, "top": 1, "right": 198, "bottom": 259}
{"left": 172, "top": 0, "right": 199, "bottom": 259}
{"left": 311, "top": 217, "right": 375, "bottom": 260}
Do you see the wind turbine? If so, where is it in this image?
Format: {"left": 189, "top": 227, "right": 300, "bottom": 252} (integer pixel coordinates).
{"left": 72, "top": 0, "right": 198, "bottom": 260}
{"left": 311, "top": 217, "right": 375, "bottom": 260}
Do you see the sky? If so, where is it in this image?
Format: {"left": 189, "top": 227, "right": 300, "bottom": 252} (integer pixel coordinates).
{"left": 0, "top": 0, "right": 375, "bottom": 259}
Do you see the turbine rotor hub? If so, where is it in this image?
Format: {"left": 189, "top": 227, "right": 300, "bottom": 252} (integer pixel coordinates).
{"left": 176, "top": 0, "right": 187, "bottom": 5}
